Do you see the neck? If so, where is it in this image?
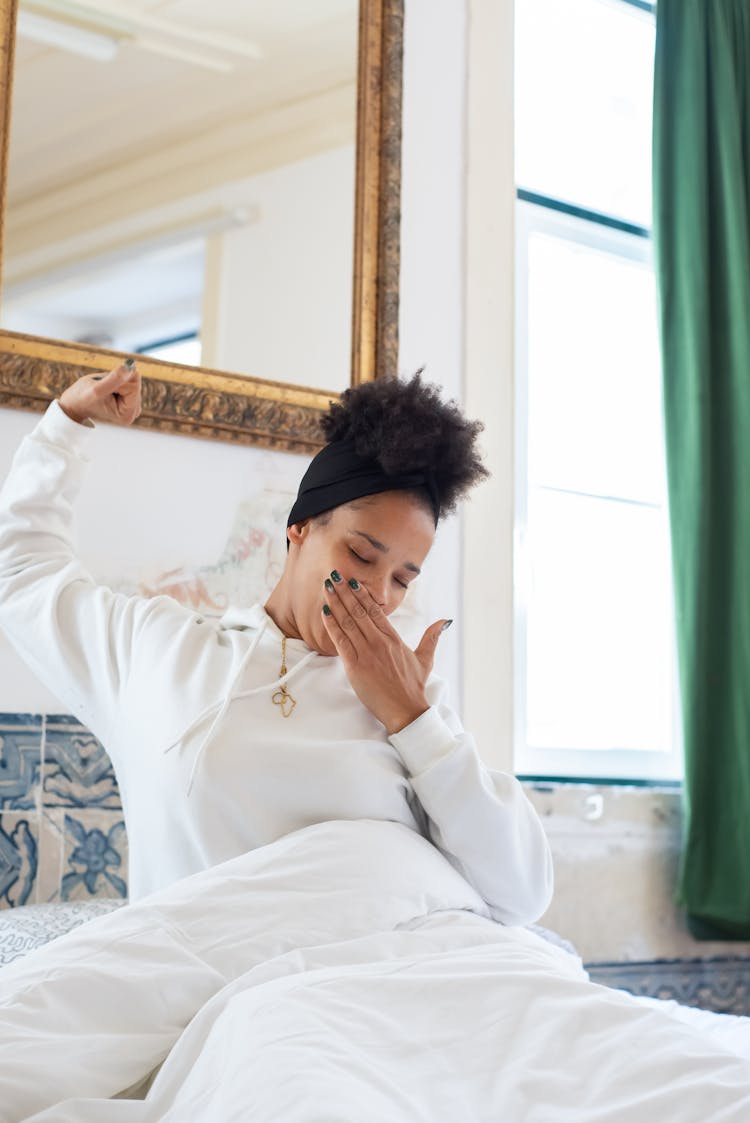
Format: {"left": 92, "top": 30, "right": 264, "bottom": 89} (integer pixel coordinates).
{"left": 264, "top": 575, "right": 302, "bottom": 641}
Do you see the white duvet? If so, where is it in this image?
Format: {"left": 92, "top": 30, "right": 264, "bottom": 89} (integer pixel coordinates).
{"left": 1, "top": 819, "right": 749, "bottom": 1122}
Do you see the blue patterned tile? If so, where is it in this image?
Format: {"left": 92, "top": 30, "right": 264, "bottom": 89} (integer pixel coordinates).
{"left": 0, "top": 714, "right": 42, "bottom": 727}
{"left": 60, "top": 811, "right": 128, "bottom": 901}
{"left": 585, "top": 959, "right": 750, "bottom": 1016}
{"left": 0, "top": 715, "right": 43, "bottom": 811}
{"left": 0, "top": 813, "right": 39, "bottom": 908}
{"left": 45, "top": 714, "right": 88, "bottom": 727}
{"left": 35, "top": 809, "right": 65, "bottom": 904}
{"left": 43, "top": 718, "right": 120, "bottom": 809}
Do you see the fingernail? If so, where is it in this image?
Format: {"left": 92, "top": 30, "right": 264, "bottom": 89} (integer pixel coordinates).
{"left": 441, "top": 619, "right": 453, "bottom": 632}
{"left": 124, "top": 358, "right": 135, "bottom": 368}
{"left": 348, "top": 578, "right": 360, "bottom": 591}
{"left": 324, "top": 578, "right": 334, "bottom": 593}
{"left": 322, "top": 604, "right": 332, "bottom": 616}
{"left": 330, "top": 570, "right": 343, "bottom": 583}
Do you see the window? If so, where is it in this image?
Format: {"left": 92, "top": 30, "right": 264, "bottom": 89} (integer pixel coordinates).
{"left": 513, "top": 0, "right": 681, "bottom": 782}
{"left": 136, "top": 332, "right": 202, "bottom": 366}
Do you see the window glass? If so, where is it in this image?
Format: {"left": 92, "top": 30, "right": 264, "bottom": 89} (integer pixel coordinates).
{"left": 527, "top": 228, "right": 664, "bottom": 506}
{"left": 139, "top": 336, "right": 202, "bottom": 365}
{"left": 514, "top": 1, "right": 671, "bottom": 778}
{"left": 515, "top": 0, "right": 655, "bottom": 228}
{"left": 525, "top": 487, "right": 674, "bottom": 752}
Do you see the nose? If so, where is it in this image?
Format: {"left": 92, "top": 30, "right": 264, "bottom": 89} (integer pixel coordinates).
{"left": 365, "top": 576, "right": 389, "bottom": 610}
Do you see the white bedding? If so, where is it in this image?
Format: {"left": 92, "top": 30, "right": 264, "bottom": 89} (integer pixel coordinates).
{"left": 1, "top": 819, "right": 749, "bottom": 1123}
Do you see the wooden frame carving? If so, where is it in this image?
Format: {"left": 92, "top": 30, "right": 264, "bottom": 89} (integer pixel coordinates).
{"left": 0, "top": 0, "right": 403, "bottom": 453}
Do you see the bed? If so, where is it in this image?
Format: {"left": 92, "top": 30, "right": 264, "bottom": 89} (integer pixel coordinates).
{"left": 1, "top": 817, "right": 749, "bottom": 1123}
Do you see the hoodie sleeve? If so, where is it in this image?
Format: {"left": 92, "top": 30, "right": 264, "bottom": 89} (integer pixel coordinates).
{"left": 0, "top": 400, "right": 194, "bottom": 751}
{"left": 389, "top": 681, "right": 554, "bottom": 927}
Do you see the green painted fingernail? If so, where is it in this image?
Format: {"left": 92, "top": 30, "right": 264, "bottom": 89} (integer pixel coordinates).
{"left": 324, "top": 578, "right": 334, "bottom": 593}
{"left": 322, "top": 604, "right": 332, "bottom": 616}
{"left": 348, "top": 578, "right": 360, "bottom": 590}
{"left": 330, "top": 570, "right": 343, "bottom": 583}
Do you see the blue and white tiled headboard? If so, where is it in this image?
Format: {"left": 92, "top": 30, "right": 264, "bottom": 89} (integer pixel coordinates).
{"left": 0, "top": 713, "right": 126, "bottom": 909}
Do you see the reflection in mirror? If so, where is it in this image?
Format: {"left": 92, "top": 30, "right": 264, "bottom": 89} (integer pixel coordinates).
{"left": 2, "top": 0, "right": 357, "bottom": 393}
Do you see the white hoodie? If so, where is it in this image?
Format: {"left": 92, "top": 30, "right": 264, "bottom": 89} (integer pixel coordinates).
{"left": 0, "top": 400, "right": 554, "bottom": 923}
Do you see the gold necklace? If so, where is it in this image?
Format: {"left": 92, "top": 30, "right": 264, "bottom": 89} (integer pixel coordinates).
{"left": 272, "top": 635, "right": 297, "bottom": 718}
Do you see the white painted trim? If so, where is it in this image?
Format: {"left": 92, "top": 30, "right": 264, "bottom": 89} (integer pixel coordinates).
{"left": 462, "top": 0, "right": 515, "bottom": 773}
{"left": 200, "top": 232, "right": 225, "bottom": 371}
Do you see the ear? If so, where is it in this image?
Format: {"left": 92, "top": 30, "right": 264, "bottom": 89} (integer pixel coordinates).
{"left": 286, "top": 519, "right": 311, "bottom": 548}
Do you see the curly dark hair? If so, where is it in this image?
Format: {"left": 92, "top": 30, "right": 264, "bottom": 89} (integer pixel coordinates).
{"left": 320, "top": 370, "right": 489, "bottom": 517}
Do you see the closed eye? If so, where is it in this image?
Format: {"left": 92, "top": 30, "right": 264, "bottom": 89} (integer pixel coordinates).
{"left": 349, "top": 547, "right": 409, "bottom": 591}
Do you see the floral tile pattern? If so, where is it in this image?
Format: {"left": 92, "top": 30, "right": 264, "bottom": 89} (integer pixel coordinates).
{"left": 0, "top": 715, "right": 128, "bottom": 910}
{"left": 0, "top": 813, "right": 39, "bottom": 907}
{"left": 60, "top": 811, "right": 128, "bottom": 902}
{"left": 0, "top": 715, "right": 43, "bottom": 811}
{"left": 43, "top": 717, "right": 120, "bottom": 809}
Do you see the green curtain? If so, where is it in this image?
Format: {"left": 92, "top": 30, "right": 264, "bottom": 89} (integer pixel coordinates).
{"left": 652, "top": 0, "right": 750, "bottom": 939}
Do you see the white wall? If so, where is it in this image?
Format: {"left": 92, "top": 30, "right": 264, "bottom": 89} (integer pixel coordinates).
{"left": 527, "top": 783, "right": 750, "bottom": 961}
{"left": 399, "top": 0, "right": 467, "bottom": 703}
{"left": 462, "top": 0, "right": 517, "bottom": 775}
{"left": 205, "top": 145, "right": 354, "bottom": 392}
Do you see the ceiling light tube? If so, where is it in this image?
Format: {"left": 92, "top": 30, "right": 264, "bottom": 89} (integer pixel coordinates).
{"left": 17, "top": 9, "right": 120, "bottom": 61}
{"left": 26, "top": 0, "right": 262, "bottom": 61}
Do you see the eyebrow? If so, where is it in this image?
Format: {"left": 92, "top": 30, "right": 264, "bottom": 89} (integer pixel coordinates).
{"left": 352, "top": 530, "right": 421, "bottom": 575}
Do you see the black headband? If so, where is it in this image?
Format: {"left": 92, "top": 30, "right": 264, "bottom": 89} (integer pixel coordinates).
{"left": 286, "top": 437, "right": 440, "bottom": 534}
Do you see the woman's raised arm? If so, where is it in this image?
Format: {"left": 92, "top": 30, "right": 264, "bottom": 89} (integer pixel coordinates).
{"left": 0, "top": 363, "right": 195, "bottom": 756}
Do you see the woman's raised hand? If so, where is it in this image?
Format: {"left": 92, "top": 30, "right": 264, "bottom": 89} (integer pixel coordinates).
{"left": 59, "top": 360, "right": 142, "bottom": 427}
{"left": 321, "top": 571, "right": 451, "bottom": 735}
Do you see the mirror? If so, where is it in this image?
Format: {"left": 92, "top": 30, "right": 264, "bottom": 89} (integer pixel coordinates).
{"left": 0, "top": 0, "right": 403, "bottom": 452}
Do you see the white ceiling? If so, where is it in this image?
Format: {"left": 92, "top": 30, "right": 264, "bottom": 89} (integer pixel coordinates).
{"left": 8, "top": 0, "right": 358, "bottom": 206}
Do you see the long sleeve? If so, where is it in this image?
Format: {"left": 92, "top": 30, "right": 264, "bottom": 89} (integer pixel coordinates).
{"left": 389, "top": 687, "right": 554, "bottom": 927}
{"left": 0, "top": 400, "right": 193, "bottom": 754}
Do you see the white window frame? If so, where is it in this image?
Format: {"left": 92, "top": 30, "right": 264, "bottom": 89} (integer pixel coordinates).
{"left": 513, "top": 197, "right": 683, "bottom": 783}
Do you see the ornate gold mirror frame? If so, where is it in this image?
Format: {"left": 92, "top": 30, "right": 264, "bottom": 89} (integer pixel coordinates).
{"left": 0, "top": 0, "right": 403, "bottom": 453}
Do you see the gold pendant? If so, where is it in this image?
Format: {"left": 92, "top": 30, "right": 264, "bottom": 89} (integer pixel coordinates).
{"left": 272, "top": 685, "right": 296, "bottom": 718}
{"left": 273, "top": 636, "right": 296, "bottom": 716}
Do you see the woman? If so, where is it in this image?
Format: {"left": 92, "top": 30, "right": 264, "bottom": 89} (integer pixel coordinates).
{"left": 0, "top": 361, "right": 553, "bottom": 925}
